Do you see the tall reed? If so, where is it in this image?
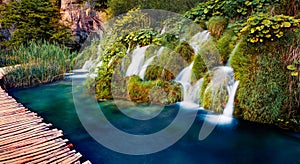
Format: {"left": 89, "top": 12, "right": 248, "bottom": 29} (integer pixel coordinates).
{"left": 2, "top": 41, "right": 76, "bottom": 89}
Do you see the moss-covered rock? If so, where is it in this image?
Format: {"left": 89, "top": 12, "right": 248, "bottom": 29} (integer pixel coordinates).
{"left": 215, "top": 29, "right": 237, "bottom": 64}
{"left": 175, "top": 41, "right": 195, "bottom": 64}
{"left": 230, "top": 33, "right": 300, "bottom": 123}
{"left": 208, "top": 16, "right": 228, "bottom": 38}
{"left": 127, "top": 75, "right": 183, "bottom": 104}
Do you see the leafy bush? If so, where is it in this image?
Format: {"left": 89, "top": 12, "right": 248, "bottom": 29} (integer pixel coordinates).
{"left": 192, "top": 53, "right": 207, "bottom": 82}
{"left": 185, "top": 0, "right": 280, "bottom": 23}
{"left": 240, "top": 13, "right": 300, "bottom": 43}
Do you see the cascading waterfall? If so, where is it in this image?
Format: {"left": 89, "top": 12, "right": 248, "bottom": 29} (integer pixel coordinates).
{"left": 139, "top": 47, "right": 165, "bottom": 80}
{"left": 126, "top": 46, "right": 149, "bottom": 77}
{"left": 223, "top": 81, "right": 239, "bottom": 117}
{"left": 189, "top": 30, "right": 211, "bottom": 55}
{"left": 77, "top": 29, "right": 239, "bottom": 119}
{"left": 174, "top": 30, "right": 239, "bottom": 119}
{"left": 175, "top": 62, "right": 196, "bottom": 103}
{"left": 174, "top": 30, "right": 211, "bottom": 104}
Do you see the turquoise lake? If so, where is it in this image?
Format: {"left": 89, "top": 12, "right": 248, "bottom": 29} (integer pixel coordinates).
{"left": 9, "top": 80, "right": 300, "bottom": 164}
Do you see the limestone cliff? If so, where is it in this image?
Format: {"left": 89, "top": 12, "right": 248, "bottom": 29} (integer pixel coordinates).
{"left": 60, "top": 0, "right": 103, "bottom": 46}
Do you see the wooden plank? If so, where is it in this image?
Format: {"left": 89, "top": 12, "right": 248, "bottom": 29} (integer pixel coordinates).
{"left": 0, "top": 120, "right": 42, "bottom": 136}
{"left": 26, "top": 147, "right": 70, "bottom": 164}
{"left": 0, "top": 139, "right": 68, "bottom": 160}
{"left": 0, "top": 140, "right": 67, "bottom": 163}
{"left": 0, "top": 85, "right": 88, "bottom": 163}
{"left": 0, "top": 116, "right": 42, "bottom": 130}
{"left": 0, "top": 123, "right": 51, "bottom": 139}
{"left": 0, "top": 126, "right": 54, "bottom": 146}
{"left": 0, "top": 130, "right": 63, "bottom": 152}
{"left": 47, "top": 150, "right": 76, "bottom": 164}
{"left": 61, "top": 153, "right": 82, "bottom": 164}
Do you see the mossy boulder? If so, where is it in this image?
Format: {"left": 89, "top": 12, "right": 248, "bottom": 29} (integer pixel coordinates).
{"left": 208, "top": 16, "right": 228, "bottom": 38}
{"left": 127, "top": 76, "right": 183, "bottom": 104}
{"left": 200, "top": 68, "right": 233, "bottom": 113}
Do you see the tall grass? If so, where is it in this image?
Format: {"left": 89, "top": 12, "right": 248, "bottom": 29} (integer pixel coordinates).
{"left": 2, "top": 41, "right": 76, "bottom": 89}
{"left": 0, "top": 50, "right": 20, "bottom": 67}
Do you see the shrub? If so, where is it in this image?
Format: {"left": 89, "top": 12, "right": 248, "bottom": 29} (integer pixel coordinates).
{"left": 240, "top": 13, "right": 300, "bottom": 43}
{"left": 185, "top": 0, "right": 280, "bottom": 23}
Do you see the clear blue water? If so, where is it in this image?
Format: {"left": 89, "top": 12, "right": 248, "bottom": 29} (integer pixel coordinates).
{"left": 9, "top": 80, "right": 300, "bottom": 164}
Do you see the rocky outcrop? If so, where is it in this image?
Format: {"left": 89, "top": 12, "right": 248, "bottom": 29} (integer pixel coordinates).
{"left": 60, "top": 0, "right": 103, "bottom": 46}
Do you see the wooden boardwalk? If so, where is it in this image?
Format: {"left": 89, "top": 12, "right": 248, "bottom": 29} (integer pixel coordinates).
{"left": 0, "top": 67, "right": 91, "bottom": 164}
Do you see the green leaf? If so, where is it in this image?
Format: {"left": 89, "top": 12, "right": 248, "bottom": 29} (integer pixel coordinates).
{"left": 291, "top": 72, "right": 298, "bottom": 77}
{"left": 272, "top": 24, "right": 280, "bottom": 29}
{"left": 204, "top": 8, "right": 209, "bottom": 14}
{"left": 262, "top": 19, "right": 272, "bottom": 27}
{"left": 287, "top": 65, "right": 296, "bottom": 71}
{"left": 294, "top": 60, "right": 300, "bottom": 65}
{"left": 282, "top": 22, "right": 291, "bottom": 28}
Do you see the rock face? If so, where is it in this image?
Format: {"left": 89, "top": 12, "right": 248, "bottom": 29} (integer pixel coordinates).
{"left": 60, "top": 0, "right": 103, "bottom": 46}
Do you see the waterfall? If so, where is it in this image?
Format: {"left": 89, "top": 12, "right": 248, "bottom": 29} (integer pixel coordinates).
{"left": 175, "top": 62, "right": 194, "bottom": 83}
{"left": 189, "top": 30, "right": 211, "bottom": 55}
{"left": 126, "top": 46, "right": 149, "bottom": 77}
{"left": 223, "top": 81, "right": 239, "bottom": 117}
{"left": 175, "top": 30, "right": 239, "bottom": 118}
{"left": 139, "top": 47, "right": 165, "bottom": 80}
{"left": 175, "top": 62, "right": 203, "bottom": 104}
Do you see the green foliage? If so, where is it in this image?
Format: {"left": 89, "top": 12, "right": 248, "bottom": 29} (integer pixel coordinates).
{"left": 2, "top": 41, "right": 76, "bottom": 88}
{"left": 208, "top": 16, "right": 228, "bottom": 37}
{"left": 192, "top": 53, "right": 207, "bottom": 82}
{"left": 230, "top": 39, "right": 292, "bottom": 123}
{"left": 185, "top": 0, "right": 279, "bottom": 23}
{"left": 0, "top": 0, "right": 73, "bottom": 47}
{"left": 287, "top": 60, "right": 300, "bottom": 77}
{"left": 240, "top": 13, "right": 300, "bottom": 43}
{"left": 0, "top": 50, "right": 19, "bottom": 67}
{"left": 118, "top": 30, "right": 159, "bottom": 50}
{"left": 95, "top": 42, "right": 127, "bottom": 100}
{"left": 109, "top": 8, "right": 151, "bottom": 36}
{"left": 215, "top": 29, "right": 237, "bottom": 64}
{"left": 200, "top": 73, "right": 211, "bottom": 109}
{"left": 107, "top": 0, "right": 201, "bottom": 16}
{"left": 144, "top": 65, "right": 175, "bottom": 81}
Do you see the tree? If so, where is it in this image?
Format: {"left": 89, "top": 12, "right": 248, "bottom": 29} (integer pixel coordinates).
{"left": 0, "top": 0, "right": 73, "bottom": 47}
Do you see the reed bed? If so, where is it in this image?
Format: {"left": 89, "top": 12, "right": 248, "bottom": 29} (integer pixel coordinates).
{"left": 1, "top": 41, "right": 76, "bottom": 89}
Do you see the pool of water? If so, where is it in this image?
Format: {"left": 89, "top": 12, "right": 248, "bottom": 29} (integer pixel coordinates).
{"left": 9, "top": 80, "right": 300, "bottom": 164}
